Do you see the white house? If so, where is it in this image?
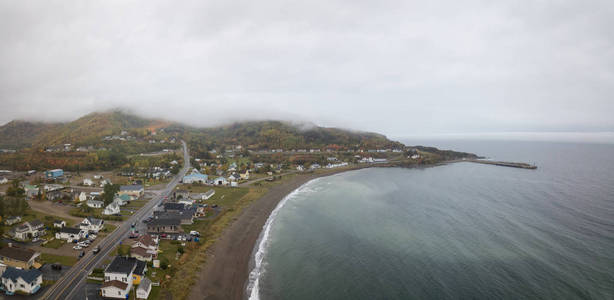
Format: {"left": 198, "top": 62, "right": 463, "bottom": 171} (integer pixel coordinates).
{"left": 103, "top": 202, "right": 120, "bottom": 215}
{"left": 53, "top": 220, "right": 66, "bottom": 228}
{"left": 55, "top": 227, "right": 85, "bottom": 241}
{"left": 78, "top": 192, "right": 88, "bottom": 202}
{"left": 0, "top": 177, "right": 8, "bottom": 184}
{"left": 214, "top": 177, "right": 228, "bottom": 186}
{"left": 80, "top": 217, "right": 104, "bottom": 233}
{"left": 102, "top": 257, "right": 137, "bottom": 299}
{"left": 136, "top": 277, "right": 152, "bottom": 299}
{"left": 83, "top": 178, "right": 94, "bottom": 186}
{"left": 10, "top": 220, "right": 45, "bottom": 241}
{"left": 87, "top": 200, "right": 104, "bottom": 208}
{"left": 1, "top": 267, "right": 43, "bottom": 295}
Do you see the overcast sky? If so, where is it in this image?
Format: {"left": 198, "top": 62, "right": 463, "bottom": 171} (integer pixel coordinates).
{"left": 1, "top": 0, "right": 613, "bottom": 141}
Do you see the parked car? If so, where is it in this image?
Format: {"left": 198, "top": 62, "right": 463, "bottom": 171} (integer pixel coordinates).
{"left": 73, "top": 245, "right": 82, "bottom": 250}
{"left": 189, "top": 231, "right": 200, "bottom": 237}
{"left": 93, "top": 246, "right": 100, "bottom": 254}
{"left": 79, "top": 251, "right": 85, "bottom": 258}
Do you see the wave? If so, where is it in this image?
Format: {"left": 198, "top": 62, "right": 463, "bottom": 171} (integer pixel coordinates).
{"left": 246, "top": 178, "right": 321, "bottom": 300}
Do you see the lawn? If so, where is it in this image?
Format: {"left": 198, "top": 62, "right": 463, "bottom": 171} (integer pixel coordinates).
{"left": 41, "top": 238, "right": 65, "bottom": 249}
{"left": 40, "top": 253, "right": 78, "bottom": 266}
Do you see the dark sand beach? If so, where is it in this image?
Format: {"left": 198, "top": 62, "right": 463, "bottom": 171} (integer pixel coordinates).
{"left": 188, "top": 168, "right": 361, "bottom": 300}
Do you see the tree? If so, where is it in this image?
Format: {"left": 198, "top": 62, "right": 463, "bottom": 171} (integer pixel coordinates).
{"left": 103, "top": 184, "right": 120, "bottom": 206}
{"left": 6, "top": 180, "right": 25, "bottom": 198}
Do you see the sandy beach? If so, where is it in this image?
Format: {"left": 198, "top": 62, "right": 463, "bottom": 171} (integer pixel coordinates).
{"left": 188, "top": 168, "right": 362, "bottom": 300}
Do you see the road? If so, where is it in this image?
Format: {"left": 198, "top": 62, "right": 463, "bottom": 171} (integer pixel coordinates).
{"left": 41, "top": 141, "right": 190, "bottom": 300}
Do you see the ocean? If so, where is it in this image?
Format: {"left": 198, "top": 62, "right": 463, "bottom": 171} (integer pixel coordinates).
{"left": 247, "top": 141, "right": 614, "bottom": 300}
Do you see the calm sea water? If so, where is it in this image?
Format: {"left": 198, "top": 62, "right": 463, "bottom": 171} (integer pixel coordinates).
{"left": 248, "top": 141, "right": 614, "bottom": 300}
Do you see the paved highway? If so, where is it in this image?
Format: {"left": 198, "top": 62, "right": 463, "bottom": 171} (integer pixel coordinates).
{"left": 41, "top": 141, "right": 190, "bottom": 300}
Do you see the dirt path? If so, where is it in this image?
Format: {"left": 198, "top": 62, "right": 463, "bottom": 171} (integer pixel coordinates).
{"left": 28, "top": 200, "right": 83, "bottom": 224}
{"left": 188, "top": 167, "right": 364, "bottom": 300}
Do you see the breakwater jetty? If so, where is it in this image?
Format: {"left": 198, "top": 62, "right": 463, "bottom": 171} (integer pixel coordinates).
{"left": 466, "top": 159, "right": 537, "bottom": 169}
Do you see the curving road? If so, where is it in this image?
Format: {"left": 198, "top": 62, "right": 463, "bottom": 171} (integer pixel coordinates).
{"left": 41, "top": 141, "right": 190, "bottom": 300}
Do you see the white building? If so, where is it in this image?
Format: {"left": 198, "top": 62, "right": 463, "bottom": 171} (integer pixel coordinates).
{"left": 103, "top": 202, "right": 121, "bottom": 215}
{"left": 78, "top": 192, "right": 88, "bottom": 202}
{"left": 1, "top": 267, "right": 43, "bottom": 295}
{"left": 136, "top": 277, "right": 152, "bottom": 299}
{"left": 55, "top": 227, "right": 85, "bottom": 241}
{"left": 80, "top": 217, "right": 104, "bottom": 233}
{"left": 83, "top": 178, "right": 94, "bottom": 186}
{"left": 87, "top": 200, "right": 104, "bottom": 208}
{"left": 0, "top": 177, "right": 8, "bottom": 184}
{"left": 101, "top": 257, "right": 137, "bottom": 299}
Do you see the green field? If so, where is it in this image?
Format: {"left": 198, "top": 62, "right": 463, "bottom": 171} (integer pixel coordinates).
{"left": 40, "top": 253, "right": 78, "bottom": 266}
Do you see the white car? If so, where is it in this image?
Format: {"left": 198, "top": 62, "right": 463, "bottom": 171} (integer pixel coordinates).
{"left": 73, "top": 245, "right": 83, "bottom": 250}
{"left": 89, "top": 235, "right": 97, "bottom": 240}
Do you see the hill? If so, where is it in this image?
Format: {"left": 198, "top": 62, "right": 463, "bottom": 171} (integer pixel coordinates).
{"left": 0, "top": 110, "right": 171, "bottom": 149}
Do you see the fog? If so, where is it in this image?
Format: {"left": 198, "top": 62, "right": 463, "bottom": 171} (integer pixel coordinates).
{"left": 1, "top": 0, "right": 613, "bottom": 142}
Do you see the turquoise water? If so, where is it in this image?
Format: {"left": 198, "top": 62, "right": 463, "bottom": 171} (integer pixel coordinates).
{"left": 248, "top": 142, "right": 614, "bottom": 300}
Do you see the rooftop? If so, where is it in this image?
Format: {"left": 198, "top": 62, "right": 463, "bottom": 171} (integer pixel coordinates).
{"left": 105, "top": 256, "right": 137, "bottom": 275}
{"left": 0, "top": 246, "right": 39, "bottom": 262}
{"left": 1, "top": 267, "right": 42, "bottom": 284}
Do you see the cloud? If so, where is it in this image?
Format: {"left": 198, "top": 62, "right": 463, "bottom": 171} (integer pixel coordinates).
{"left": 0, "top": 0, "right": 613, "bottom": 138}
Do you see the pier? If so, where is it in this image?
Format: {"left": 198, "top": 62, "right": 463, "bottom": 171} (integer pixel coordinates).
{"left": 465, "top": 159, "right": 537, "bottom": 169}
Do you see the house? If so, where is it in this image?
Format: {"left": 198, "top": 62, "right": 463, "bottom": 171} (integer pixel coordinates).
{"left": 173, "top": 189, "right": 189, "bottom": 200}
{"left": 118, "top": 185, "right": 144, "bottom": 198}
{"left": 114, "top": 194, "right": 133, "bottom": 206}
{"left": 131, "top": 234, "right": 158, "bottom": 252}
{"left": 132, "top": 260, "right": 147, "bottom": 285}
{"left": 240, "top": 170, "right": 250, "bottom": 180}
{"left": 45, "top": 169, "right": 64, "bottom": 179}
{"left": 10, "top": 220, "right": 45, "bottom": 241}
{"left": 23, "top": 185, "right": 39, "bottom": 200}
{"left": 1, "top": 267, "right": 43, "bottom": 295}
{"left": 228, "top": 162, "right": 237, "bottom": 172}
{"left": 55, "top": 227, "right": 85, "bottom": 241}
{"left": 100, "top": 179, "right": 112, "bottom": 187}
{"left": 80, "top": 217, "right": 104, "bottom": 233}
{"left": 136, "top": 277, "right": 152, "bottom": 299}
{"left": 228, "top": 173, "right": 241, "bottom": 182}
{"left": 0, "top": 246, "right": 40, "bottom": 270}
{"left": 87, "top": 199, "right": 104, "bottom": 208}
{"left": 0, "top": 177, "right": 7, "bottom": 184}
{"left": 53, "top": 220, "right": 66, "bottom": 228}
{"left": 78, "top": 192, "right": 88, "bottom": 202}
{"left": 130, "top": 246, "right": 154, "bottom": 262}
{"left": 202, "top": 189, "right": 215, "bottom": 200}
{"left": 102, "top": 256, "right": 139, "bottom": 299}
{"left": 153, "top": 210, "right": 194, "bottom": 225}
{"left": 147, "top": 218, "right": 180, "bottom": 234}
{"left": 103, "top": 202, "right": 121, "bottom": 215}
{"left": 83, "top": 178, "right": 94, "bottom": 186}
{"left": 4, "top": 216, "right": 21, "bottom": 226}
{"left": 296, "top": 165, "right": 304, "bottom": 171}
{"left": 182, "top": 170, "right": 208, "bottom": 184}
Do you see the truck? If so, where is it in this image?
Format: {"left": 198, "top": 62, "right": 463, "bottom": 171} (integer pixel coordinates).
{"left": 93, "top": 246, "right": 101, "bottom": 254}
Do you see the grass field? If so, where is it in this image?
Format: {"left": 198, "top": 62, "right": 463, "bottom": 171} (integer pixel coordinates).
{"left": 41, "top": 238, "right": 65, "bottom": 249}
{"left": 40, "top": 253, "right": 78, "bottom": 266}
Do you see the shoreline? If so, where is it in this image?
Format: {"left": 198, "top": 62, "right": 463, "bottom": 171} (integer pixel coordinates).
{"left": 188, "top": 166, "right": 366, "bottom": 300}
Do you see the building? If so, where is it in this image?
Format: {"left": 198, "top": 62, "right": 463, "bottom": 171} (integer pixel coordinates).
{"left": 83, "top": 178, "right": 94, "bottom": 186}
{"left": 240, "top": 170, "right": 250, "bottom": 180}
{"left": 102, "top": 257, "right": 138, "bottom": 299}
{"left": 80, "top": 217, "right": 104, "bottom": 233}
{"left": 136, "top": 277, "right": 152, "bottom": 299}
{"left": 130, "top": 246, "right": 154, "bottom": 262}
{"left": 173, "top": 189, "right": 189, "bottom": 200}
{"left": 103, "top": 202, "right": 121, "bottom": 215}
{"left": 53, "top": 220, "right": 66, "bottom": 228}
{"left": 162, "top": 203, "right": 185, "bottom": 212}
{"left": 118, "top": 185, "right": 144, "bottom": 198}
{"left": 87, "top": 200, "right": 104, "bottom": 208}
{"left": 4, "top": 216, "right": 21, "bottom": 226}
{"left": 78, "top": 192, "right": 88, "bottom": 202}
{"left": 55, "top": 227, "right": 85, "bottom": 241}
{"left": 147, "top": 218, "right": 180, "bottom": 234}
{"left": 113, "top": 194, "right": 133, "bottom": 206}
{"left": 132, "top": 260, "right": 147, "bottom": 285}
{"left": 214, "top": 176, "right": 228, "bottom": 186}
{"left": 0, "top": 177, "right": 7, "bottom": 184}
{"left": 23, "top": 185, "right": 39, "bottom": 200}
{"left": 228, "top": 173, "right": 241, "bottom": 182}
{"left": 10, "top": 220, "right": 45, "bottom": 241}
{"left": 131, "top": 234, "right": 158, "bottom": 252}
{"left": 1, "top": 267, "right": 43, "bottom": 295}
{"left": 153, "top": 210, "right": 194, "bottom": 225}
{"left": 45, "top": 169, "right": 64, "bottom": 179}
{"left": 0, "top": 246, "right": 40, "bottom": 270}
{"left": 182, "top": 170, "right": 208, "bottom": 184}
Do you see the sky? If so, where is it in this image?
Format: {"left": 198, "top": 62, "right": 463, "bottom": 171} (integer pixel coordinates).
{"left": 1, "top": 0, "right": 613, "bottom": 142}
